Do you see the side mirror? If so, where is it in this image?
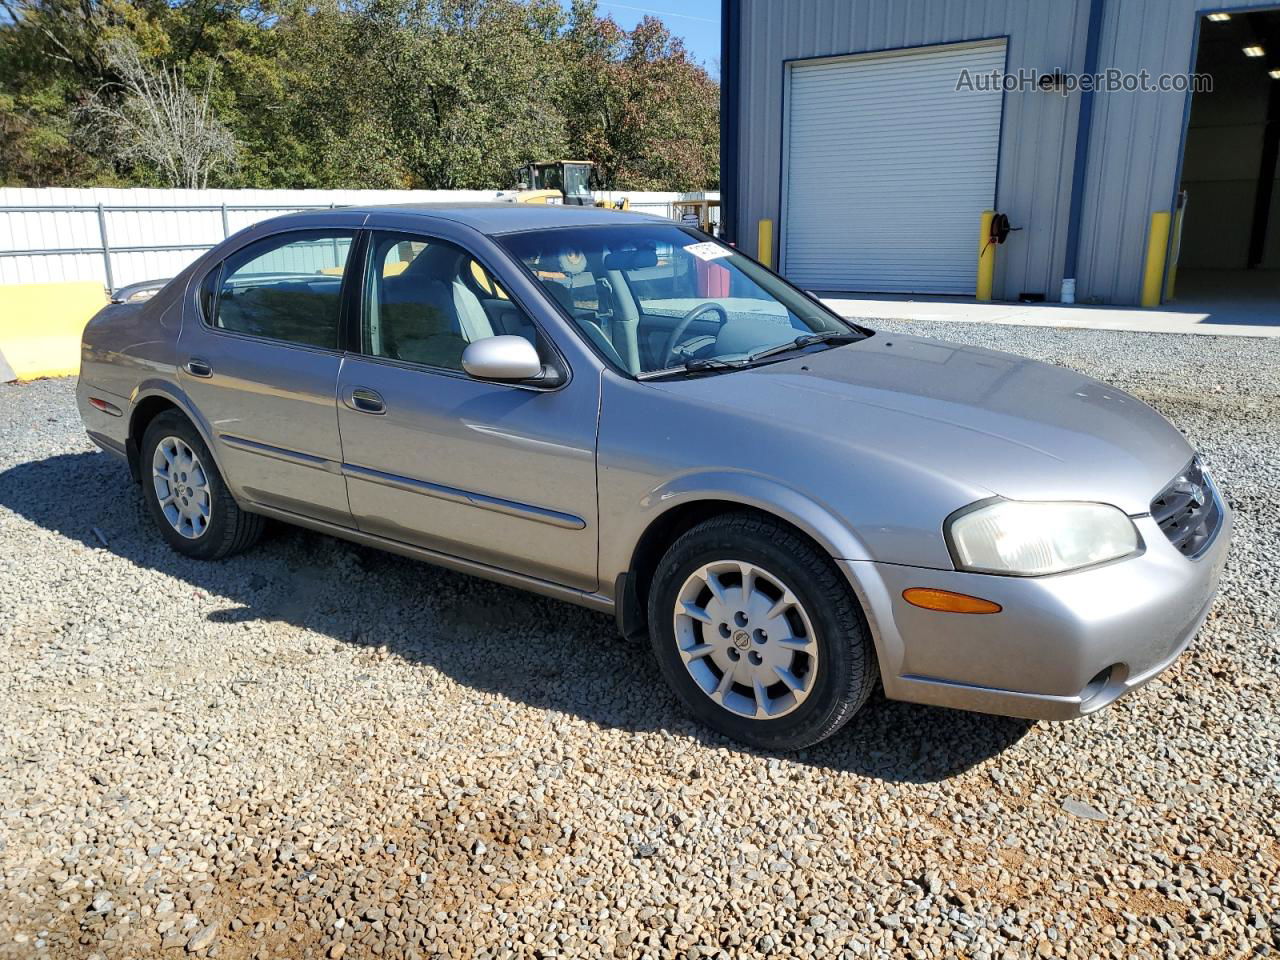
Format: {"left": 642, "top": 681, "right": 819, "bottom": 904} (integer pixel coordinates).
{"left": 462, "top": 335, "right": 548, "bottom": 383}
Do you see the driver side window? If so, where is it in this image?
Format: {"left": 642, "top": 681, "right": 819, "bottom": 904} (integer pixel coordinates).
{"left": 361, "top": 232, "right": 536, "bottom": 371}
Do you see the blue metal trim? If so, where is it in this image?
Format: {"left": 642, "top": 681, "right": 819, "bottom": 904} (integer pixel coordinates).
{"left": 1063, "top": 0, "right": 1107, "bottom": 284}
{"left": 992, "top": 40, "right": 1012, "bottom": 215}
{"left": 720, "top": 0, "right": 742, "bottom": 245}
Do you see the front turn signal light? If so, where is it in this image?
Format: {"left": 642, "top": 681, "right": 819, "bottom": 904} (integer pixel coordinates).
{"left": 903, "top": 588, "right": 1002, "bottom": 615}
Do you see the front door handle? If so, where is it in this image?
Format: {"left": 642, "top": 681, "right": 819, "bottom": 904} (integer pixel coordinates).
{"left": 346, "top": 387, "right": 386, "bottom": 415}
{"left": 185, "top": 358, "right": 213, "bottom": 378}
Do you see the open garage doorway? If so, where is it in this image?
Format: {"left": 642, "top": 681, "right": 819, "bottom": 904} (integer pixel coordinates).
{"left": 1170, "top": 8, "right": 1280, "bottom": 324}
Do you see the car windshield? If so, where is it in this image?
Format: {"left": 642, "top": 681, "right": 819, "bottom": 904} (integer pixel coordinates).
{"left": 498, "top": 224, "right": 860, "bottom": 376}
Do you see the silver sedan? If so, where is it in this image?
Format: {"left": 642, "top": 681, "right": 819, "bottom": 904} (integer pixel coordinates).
{"left": 76, "top": 203, "right": 1230, "bottom": 749}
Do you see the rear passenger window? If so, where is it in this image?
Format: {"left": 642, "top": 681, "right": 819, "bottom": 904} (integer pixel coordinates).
{"left": 210, "top": 230, "right": 354, "bottom": 349}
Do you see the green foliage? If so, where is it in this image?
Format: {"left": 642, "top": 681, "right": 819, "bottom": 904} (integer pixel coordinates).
{"left": 0, "top": 0, "right": 720, "bottom": 190}
{"left": 563, "top": 0, "right": 718, "bottom": 190}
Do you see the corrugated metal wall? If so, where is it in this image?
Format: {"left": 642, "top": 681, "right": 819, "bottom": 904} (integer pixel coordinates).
{"left": 736, "top": 0, "right": 1091, "bottom": 302}
{"left": 0, "top": 188, "right": 488, "bottom": 288}
{"left": 0, "top": 188, "right": 709, "bottom": 289}
{"left": 734, "top": 0, "right": 1278, "bottom": 305}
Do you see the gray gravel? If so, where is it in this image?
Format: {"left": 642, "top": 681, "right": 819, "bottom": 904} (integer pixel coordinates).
{"left": 1, "top": 319, "right": 1278, "bottom": 960}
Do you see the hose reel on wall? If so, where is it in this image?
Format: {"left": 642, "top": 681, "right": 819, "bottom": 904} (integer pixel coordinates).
{"left": 991, "top": 213, "right": 1014, "bottom": 246}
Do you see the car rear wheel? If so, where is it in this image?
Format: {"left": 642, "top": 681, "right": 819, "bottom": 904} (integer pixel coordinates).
{"left": 140, "top": 411, "right": 263, "bottom": 560}
{"left": 647, "top": 512, "right": 878, "bottom": 750}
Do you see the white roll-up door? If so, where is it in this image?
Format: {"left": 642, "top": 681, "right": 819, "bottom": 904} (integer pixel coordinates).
{"left": 782, "top": 41, "right": 1006, "bottom": 294}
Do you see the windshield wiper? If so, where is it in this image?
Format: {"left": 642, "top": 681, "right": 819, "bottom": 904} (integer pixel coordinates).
{"left": 748, "top": 331, "right": 863, "bottom": 363}
{"left": 636, "top": 331, "right": 862, "bottom": 380}
{"left": 636, "top": 357, "right": 750, "bottom": 380}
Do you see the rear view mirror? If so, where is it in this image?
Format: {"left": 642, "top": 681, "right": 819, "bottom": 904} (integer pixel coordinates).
{"left": 603, "top": 246, "right": 658, "bottom": 271}
{"left": 462, "top": 335, "right": 546, "bottom": 382}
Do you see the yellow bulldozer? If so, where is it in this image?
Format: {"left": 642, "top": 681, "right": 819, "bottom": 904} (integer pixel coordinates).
{"left": 511, "top": 160, "right": 629, "bottom": 210}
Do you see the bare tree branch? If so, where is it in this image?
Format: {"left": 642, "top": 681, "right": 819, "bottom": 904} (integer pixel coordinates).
{"left": 78, "top": 33, "right": 237, "bottom": 188}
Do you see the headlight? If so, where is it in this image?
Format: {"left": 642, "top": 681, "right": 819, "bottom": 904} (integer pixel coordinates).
{"left": 947, "top": 500, "right": 1140, "bottom": 576}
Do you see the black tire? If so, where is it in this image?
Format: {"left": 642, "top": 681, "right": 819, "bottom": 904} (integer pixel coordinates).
{"left": 139, "top": 410, "right": 264, "bottom": 560}
{"left": 647, "top": 512, "right": 877, "bottom": 750}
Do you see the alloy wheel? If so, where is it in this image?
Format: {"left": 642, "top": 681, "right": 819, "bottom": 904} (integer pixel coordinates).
{"left": 151, "top": 436, "right": 211, "bottom": 540}
{"left": 672, "top": 560, "right": 819, "bottom": 719}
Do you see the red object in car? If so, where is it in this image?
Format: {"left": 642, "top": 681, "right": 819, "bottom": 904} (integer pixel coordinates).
{"left": 696, "top": 260, "right": 730, "bottom": 298}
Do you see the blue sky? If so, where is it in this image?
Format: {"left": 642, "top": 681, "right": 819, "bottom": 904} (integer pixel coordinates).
{"left": 562, "top": 1, "right": 722, "bottom": 76}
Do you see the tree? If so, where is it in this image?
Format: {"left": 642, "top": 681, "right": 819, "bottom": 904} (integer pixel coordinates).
{"left": 0, "top": 0, "right": 116, "bottom": 185}
{"left": 78, "top": 32, "right": 237, "bottom": 188}
{"left": 0, "top": 0, "right": 720, "bottom": 191}
{"left": 562, "top": 0, "right": 718, "bottom": 191}
{"left": 283, "top": 0, "right": 571, "bottom": 188}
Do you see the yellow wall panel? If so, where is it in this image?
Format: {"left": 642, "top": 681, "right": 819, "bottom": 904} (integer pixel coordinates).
{"left": 0, "top": 282, "right": 107, "bottom": 380}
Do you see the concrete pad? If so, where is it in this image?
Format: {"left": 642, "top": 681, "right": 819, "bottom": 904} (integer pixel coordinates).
{"left": 818, "top": 283, "right": 1280, "bottom": 339}
{"left": 1167, "top": 269, "right": 1280, "bottom": 329}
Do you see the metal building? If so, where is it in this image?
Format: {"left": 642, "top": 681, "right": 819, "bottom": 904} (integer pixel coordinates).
{"left": 720, "top": 0, "right": 1280, "bottom": 307}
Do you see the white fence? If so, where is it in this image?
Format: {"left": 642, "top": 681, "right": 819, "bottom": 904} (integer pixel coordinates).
{"left": 0, "top": 187, "right": 718, "bottom": 290}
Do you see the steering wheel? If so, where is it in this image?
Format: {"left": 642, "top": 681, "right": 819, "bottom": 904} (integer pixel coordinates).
{"left": 661, "top": 302, "right": 729, "bottom": 367}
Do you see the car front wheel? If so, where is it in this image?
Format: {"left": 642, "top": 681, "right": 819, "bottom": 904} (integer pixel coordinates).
{"left": 647, "top": 512, "right": 878, "bottom": 750}
{"left": 140, "top": 410, "right": 263, "bottom": 560}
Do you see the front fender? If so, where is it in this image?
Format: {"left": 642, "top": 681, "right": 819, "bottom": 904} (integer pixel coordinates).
{"left": 600, "top": 468, "right": 874, "bottom": 591}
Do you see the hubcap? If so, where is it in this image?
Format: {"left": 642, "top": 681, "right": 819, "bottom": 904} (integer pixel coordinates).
{"left": 673, "top": 560, "right": 818, "bottom": 720}
{"left": 151, "top": 436, "right": 211, "bottom": 539}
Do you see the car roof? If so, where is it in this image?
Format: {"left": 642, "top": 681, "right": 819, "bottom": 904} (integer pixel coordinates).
{"left": 298, "top": 201, "right": 674, "bottom": 235}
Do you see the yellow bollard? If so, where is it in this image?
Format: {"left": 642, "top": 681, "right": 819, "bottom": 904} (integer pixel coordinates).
{"left": 1142, "top": 211, "right": 1172, "bottom": 308}
{"left": 976, "top": 210, "right": 996, "bottom": 302}
{"left": 757, "top": 219, "right": 773, "bottom": 269}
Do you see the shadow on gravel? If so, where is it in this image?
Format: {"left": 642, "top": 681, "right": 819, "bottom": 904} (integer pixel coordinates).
{"left": 1, "top": 450, "right": 1032, "bottom": 782}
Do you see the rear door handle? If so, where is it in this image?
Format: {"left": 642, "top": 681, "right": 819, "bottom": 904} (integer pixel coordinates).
{"left": 346, "top": 387, "right": 386, "bottom": 415}
{"left": 185, "top": 358, "right": 213, "bottom": 378}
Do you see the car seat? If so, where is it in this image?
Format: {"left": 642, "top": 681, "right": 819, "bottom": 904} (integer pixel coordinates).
{"left": 540, "top": 276, "right": 628, "bottom": 371}
{"left": 379, "top": 245, "right": 495, "bottom": 368}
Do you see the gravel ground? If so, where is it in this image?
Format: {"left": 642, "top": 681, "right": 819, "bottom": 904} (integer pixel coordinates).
{"left": 0, "top": 319, "right": 1277, "bottom": 960}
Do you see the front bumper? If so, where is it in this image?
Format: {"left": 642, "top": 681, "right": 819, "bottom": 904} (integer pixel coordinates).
{"left": 842, "top": 506, "right": 1232, "bottom": 721}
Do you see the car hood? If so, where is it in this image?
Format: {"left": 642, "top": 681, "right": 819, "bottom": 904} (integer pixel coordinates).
{"left": 655, "top": 332, "right": 1193, "bottom": 515}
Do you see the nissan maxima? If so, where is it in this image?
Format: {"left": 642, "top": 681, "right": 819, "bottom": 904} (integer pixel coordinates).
{"left": 76, "top": 204, "right": 1230, "bottom": 749}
